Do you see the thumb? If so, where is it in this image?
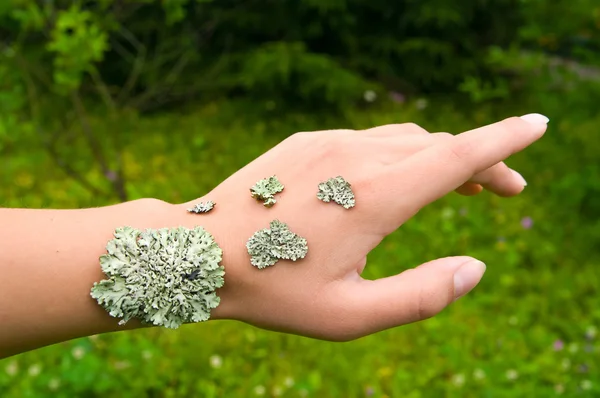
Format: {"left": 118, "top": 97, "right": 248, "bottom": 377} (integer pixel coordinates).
{"left": 350, "top": 256, "right": 486, "bottom": 335}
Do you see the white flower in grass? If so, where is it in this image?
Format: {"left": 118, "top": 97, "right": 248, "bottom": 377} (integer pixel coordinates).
{"left": 3, "top": 46, "right": 15, "bottom": 57}
{"left": 209, "top": 355, "right": 223, "bottom": 369}
{"left": 142, "top": 350, "right": 153, "bottom": 360}
{"left": 581, "top": 380, "right": 592, "bottom": 391}
{"left": 5, "top": 361, "right": 18, "bottom": 376}
{"left": 568, "top": 343, "right": 579, "bottom": 353}
{"left": 441, "top": 207, "right": 455, "bottom": 219}
{"left": 554, "top": 384, "right": 564, "bottom": 394}
{"left": 28, "top": 364, "right": 42, "bottom": 377}
{"left": 415, "top": 98, "right": 428, "bottom": 110}
{"left": 364, "top": 90, "right": 377, "bottom": 103}
{"left": 473, "top": 368, "right": 486, "bottom": 380}
{"left": 506, "top": 369, "right": 518, "bottom": 381}
{"left": 48, "top": 378, "right": 61, "bottom": 390}
{"left": 585, "top": 326, "right": 597, "bottom": 340}
{"left": 272, "top": 386, "right": 283, "bottom": 396}
{"left": 253, "top": 385, "right": 266, "bottom": 396}
{"left": 72, "top": 346, "right": 85, "bottom": 360}
{"left": 451, "top": 373, "right": 465, "bottom": 387}
{"left": 284, "top": 377, "right": 295, "bottom": 388}
{"left": 113, "top": 361, "right": 130, "bottom": 370}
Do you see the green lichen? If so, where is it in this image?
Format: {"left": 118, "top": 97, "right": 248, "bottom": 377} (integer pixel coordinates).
{"left": 250, "top": 175, "right": 284, "bottom": 207}
{"left": 90, "top": 226, "right": 224, "bottom": 329}
{"left": 246, "top": 220, "right": 308, "bottom": 269}
{"left": 317, "top": 176, "right": 356, "bottom": 209}
{"left": 187, "top": 201, "right": 215, "bottom": 214}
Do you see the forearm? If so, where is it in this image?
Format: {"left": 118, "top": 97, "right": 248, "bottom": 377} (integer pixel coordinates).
{"left": 0, "top": 198, "right": 178, "bottom": 358}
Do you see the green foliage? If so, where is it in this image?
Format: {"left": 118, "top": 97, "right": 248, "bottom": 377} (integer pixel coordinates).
{"left": 46, "top": 5, "right": 109, "bottom": 93}
{"left": 3, "top": 0, "right": 575, "bottom": 117}
{"left": 0, "top": 62, "right": 32, "bottom": 149}
{"left": 241, "top": 42, "right": 372, "bottom": 109}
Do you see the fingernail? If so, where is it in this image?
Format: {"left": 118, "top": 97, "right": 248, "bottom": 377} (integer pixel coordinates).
{"left": 453, "top": 260, "right": 486, "bottom": 300}
{"left": 520, "top": 113, "right": 549, "bottom": 125}
{"left": 511, "top": 169, "right": 527, "bottom": 186}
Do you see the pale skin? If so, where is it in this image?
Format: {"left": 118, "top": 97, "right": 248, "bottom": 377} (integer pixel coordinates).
{"left": 0, "top": 113, "right": 549, "bottom": 358}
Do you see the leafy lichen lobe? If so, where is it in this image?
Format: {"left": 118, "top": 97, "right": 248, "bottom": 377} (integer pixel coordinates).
{"left": 317, "top": 176, "right": 355, "bottom": 209}
{"left": 250, "top": 175, "right": 284, "bottom": 207}
{"left": 90, "top": 226, "right": 224, "bottom": 329}
{"left": 246, "top": 220, "right": 308, "bottom": 269}
{"left": 187, "top": 201, "right": 216, "bottom": 214}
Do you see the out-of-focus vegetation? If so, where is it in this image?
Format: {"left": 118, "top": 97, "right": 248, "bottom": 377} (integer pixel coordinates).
{"left": 1, "top": 0, "right": 600, "bottom": 396}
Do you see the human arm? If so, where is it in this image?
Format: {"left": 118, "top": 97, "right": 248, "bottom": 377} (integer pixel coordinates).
{"left": 0, "top": 114, "right": 548, "bottom": 358}
{"left": 0, "top": 199, "right": 175, "bottom": 358}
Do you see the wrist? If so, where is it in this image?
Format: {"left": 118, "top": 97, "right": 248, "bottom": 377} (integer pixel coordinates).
{"left": 154, "top": 197, "right": 243, "bottom": 322}
{"left": 169, "top": 197, "right": 251, "bottom": 322}
{"left": 92, "top": 197, "right": 232, "bottom": 330}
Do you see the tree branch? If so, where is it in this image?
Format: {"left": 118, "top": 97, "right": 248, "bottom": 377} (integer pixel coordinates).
{"left": 39, "top": 127, "right": 107, "bottom": 198}
{"left": 71, "top": 91, "right": 127, "bottom": 201}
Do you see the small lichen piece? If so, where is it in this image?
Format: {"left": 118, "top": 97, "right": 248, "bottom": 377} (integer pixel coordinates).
{"left": 250, "top": 175, "right": 284, "bottom": 207}
{"left": 187, "top": 201, "right": 215, "bottom": 214}
{"left": 246, "top": 220, "right": 308, "bottom": 269}
{"left": 90, "top": 226, "right": 225, "bottom": 329}
{"left": 317, "top": 176, "right": 356, "bottom": 209}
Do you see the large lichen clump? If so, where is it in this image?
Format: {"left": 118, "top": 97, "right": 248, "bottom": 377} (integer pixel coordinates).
{"left": 317, "top": 176, "right": 356, "bottom": 209}
{"left": 91, "top": 226, "right": 225, "bottom": 329}
{"left": 250, "top": 175, "right": 284, "bottom": 207}
{"left": 246, "top": 220, "right": 308, "bottom": 269}
{"left": 187, "top": 201, "right": 215, "bottom": 214}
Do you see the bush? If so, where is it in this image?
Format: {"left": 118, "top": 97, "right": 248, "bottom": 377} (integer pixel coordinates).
{"left": 0, "top": 0, "right": 532, "bottom": 113}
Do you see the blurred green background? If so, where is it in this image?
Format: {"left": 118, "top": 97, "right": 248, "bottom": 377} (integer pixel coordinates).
{"left": 1, "top": 1, "right": 600, "bottom": 397}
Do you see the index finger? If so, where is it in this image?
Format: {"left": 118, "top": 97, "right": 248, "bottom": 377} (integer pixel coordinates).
{"left": 385, "top": 113, "right": 549, "bottom": 216}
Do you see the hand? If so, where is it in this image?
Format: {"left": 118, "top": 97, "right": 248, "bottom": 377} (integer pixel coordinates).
{"left": 178, "top": 114, "right": 548, "bottom": 341}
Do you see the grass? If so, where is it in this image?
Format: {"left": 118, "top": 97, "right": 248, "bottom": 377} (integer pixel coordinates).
{"left": 1, "top": 96, "right": 599, "bottom": 397}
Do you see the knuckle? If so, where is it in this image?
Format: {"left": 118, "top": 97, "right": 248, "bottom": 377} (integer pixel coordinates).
{"left": 496, "top": 116, "right": 534, "bottom": 138}
{"left": 503, "top": 116, "right": 526, "bottom": 128}
{"left": 363, "top": 123, "right": 400, "bottom": 134}
{"left": 367, "top": 123, "right": 428, "bottom": 136}
{"left": 401, "top": 122, "right": 428, "bottom": 135}
{"left": 432, "top": 132, "right": 454, "bottom": 141}
{"left": 317, "top": 135, "right": 344, "bottom": 158}
{"left": 330, "top": 128, "right": 354, "bottom": 135}
{"left": 287, "top": 131, "right": 310, "bottom": 144}
{"left": 415, "top": 292, "right": 436, "bottom": 321}
{"left": 399, "top": 269, "right": 452, "bottom": 322}
{"left": 497, "top": 118, "right": 517, "bottom": 135}
{"left": 412, "top": 284, "right": 447, "bottom": 321}
{"left": 285, "top": 131, "right": 324, "bottom": 152}
{"left": 445, "top": 139, "right": 475, "bottom": 163}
